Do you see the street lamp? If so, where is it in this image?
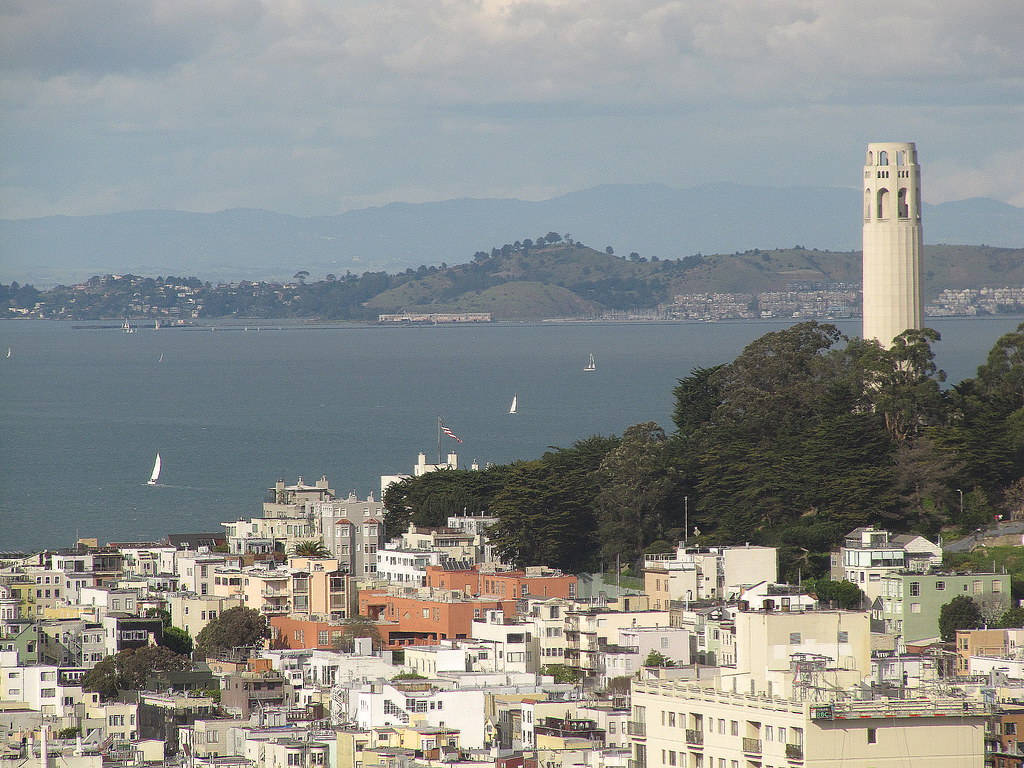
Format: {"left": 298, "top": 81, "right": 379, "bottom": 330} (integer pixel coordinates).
{"left": 957, "top": 488, "right": 964, "bottom": 518}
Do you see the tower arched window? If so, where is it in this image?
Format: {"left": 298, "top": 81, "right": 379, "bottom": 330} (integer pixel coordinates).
{"left": 878, "top": 151, "right": 888, "bottom": 166}
{"left": 877, "top": 188, "right": 890, "bottom": 219}
{"left": 864, "top": 188, "right": 872, "bottom": 219}
{"left": 897, "top": 188, "right": 909, "bottom": 218}
{"left": 867, "top": 151, "right": 873, "bottom": 165}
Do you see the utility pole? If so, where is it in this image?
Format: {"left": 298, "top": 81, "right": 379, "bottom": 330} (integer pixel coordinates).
{"left": 684, "top": 496, "right": 688, "bottom": 546}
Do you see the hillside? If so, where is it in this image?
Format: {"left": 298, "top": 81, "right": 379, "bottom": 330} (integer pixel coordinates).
{"left": 8, "top": 241, "right": 1024, "bottom": 321}
{"left": 361, "top": 242, "right": 1024, "bottom": 316}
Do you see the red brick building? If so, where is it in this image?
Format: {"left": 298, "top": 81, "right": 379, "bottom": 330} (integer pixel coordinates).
{"left": 425, "top": 565, "right": 577, "bottom": 600}
{"left": 358, "top": 588, "right": 517, "bottom": 648}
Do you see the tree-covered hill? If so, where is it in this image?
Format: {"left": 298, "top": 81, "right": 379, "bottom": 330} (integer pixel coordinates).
{"left": 383, "top": 321, "right": 1024, "bottom": 582}
{"left": 6, "top": 241, "right": 1024, "bottom": 321}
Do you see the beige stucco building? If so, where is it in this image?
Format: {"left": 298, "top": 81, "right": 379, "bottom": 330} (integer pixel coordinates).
{"left": 629, "top": 678, "right": 987, "bottom": 768}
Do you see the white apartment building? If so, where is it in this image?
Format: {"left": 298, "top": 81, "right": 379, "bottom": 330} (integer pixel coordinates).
{"left": 376, "top": 546, "right": 442, "bottom": 587}
{"left": 831, "top": 526, "right": 942, "bottom": 601}
{"left": 471, "top": 611, "right": 539, "bottom": 674}
{"left": 175, "top": 551, "right": 241, "bottom": 597}
{"left": 629, "top": 678, "right": 986, "bottom": 768}
{"left": 0, "top": 665, "right": 97, "bottom": 716}
{"left": 646, "top": 545, "right": 778, "bottom": 602}
{"left": 349, "top": 682, "right": 490, "bottom": 747}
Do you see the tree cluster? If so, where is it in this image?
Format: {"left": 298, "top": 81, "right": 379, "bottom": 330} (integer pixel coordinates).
{"left": 194, "top": 606, "right": 270, "bottom": 657}
{"left": 82, "top": 646, "right": 191, "bottom": 700}
{"left": 384, "top": 321, "right": 1024, "bottom": 579}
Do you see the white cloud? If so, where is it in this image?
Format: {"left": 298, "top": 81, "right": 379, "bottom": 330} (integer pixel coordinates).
{"left": 0, "top": 0, "right": 1022, "bottom": 217}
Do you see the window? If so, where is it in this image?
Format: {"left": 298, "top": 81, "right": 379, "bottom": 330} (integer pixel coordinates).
{"left": 730, "top": 721, "right": 738, "bottom": 736}
{"left": 718, "top": 719, "right": 726, "bottom": 734}
{"left": 838, "top": 631, "right": 849, "bottom": 643}
{"left": 778, "top": 727, "right": 786, "bottom": 743}
{"left": 974, "top": 580, "right": 983, "bottom": 594}
{"left": 867, "top": 727, "right": 877, "bottom": 743}
{"left": 318, "top": 631, "right": 329, "bottom": 646}
{"left": 765, "top": 726, "right": 773, "bottom": 741}
{"left": 789, "top": 633, "right": 801, "bottom": 644}
{"left": 935, "top": 581, "right": 945, "bottom": 591}
{"left": 911, "top": 603, "right": 921, "bottom": 614}
{"left": 668, "top": 712, "right": 676, "bottom": 728}
{"left": 994, "top": 581, "right": 1003, "bottom": 593}
{"left": 207, "top": 731, "right": 219, "bottom": 744}
{"left": 909, "top": 582, "right": 920, "bottom": 596}
{"left": 41, "top": 688, "right": 55, "bottom": 698}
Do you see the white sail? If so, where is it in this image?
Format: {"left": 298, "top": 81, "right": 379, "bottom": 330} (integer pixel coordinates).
{"left": 5, "top": 347, "right": 10, "bottom": 359}
{"left": 158, "top": 353, "right": 164, "bottom": 363}
{"left": 147, "top": 453, "right": 161, "bottom": 485}
{"left": 509, "top": 394, "right": 518, "bottom": 414}
{"left": 584, "top": 353, "right": 596, "bottom": 372}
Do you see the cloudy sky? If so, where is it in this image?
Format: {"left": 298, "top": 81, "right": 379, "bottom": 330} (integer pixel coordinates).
{"left": 1, "top": 0, "right": 1022, "bottom": 219}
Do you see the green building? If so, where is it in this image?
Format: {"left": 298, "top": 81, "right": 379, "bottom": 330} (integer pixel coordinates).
{"left": 876, "top": 572, "right": 1009, "bottom": 643}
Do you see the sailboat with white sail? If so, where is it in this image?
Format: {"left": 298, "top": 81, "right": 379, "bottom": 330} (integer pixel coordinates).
{"left": 147, "top": 453, "right": 161, "bottom": 486}
{"left": 509, "top": 394, "right": 518, "bottom": 414}
{"left": 583, "top": 353, "right": 596, "bottom": 372}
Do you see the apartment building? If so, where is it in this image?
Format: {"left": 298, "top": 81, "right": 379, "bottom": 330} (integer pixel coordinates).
{"left": 645, "top": 545, "right": 778, "bottom": 604}
{"left": 955, "top": 628, "right": 1024, "bottom": 675}
{"left": 629, "top": 678, "right": 987, "bottom": 768}
{"left": 877, "top": 572, "right": 1010, "bottom": 643}
{"left": 358, "top": 588, "right": 517, "bottom": 648}
{"left": 317, "top": 498, "right": 385, "bottom": 577}
{"left": 426, "top": 564, "right": 577, "bottom": 600}
{"left": 831, "top": 526, "right": 942, "bottom": 600}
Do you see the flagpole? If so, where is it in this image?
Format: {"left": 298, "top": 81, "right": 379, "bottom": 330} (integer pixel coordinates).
{"left": 437, "top": 416, "right": 442, "bottom": 465}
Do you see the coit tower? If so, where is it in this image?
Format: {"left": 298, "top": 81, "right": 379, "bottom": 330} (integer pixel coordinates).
{"left": 862, "top": 141, "right": 923, "bottom": 346}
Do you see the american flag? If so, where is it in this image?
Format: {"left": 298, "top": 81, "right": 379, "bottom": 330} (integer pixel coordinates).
{"left": 440, "top": 422, "right": 463, "bottom": 443}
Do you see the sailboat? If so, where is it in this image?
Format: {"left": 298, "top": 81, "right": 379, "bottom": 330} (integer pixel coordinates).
{"left": 5, "top": 347, "right": 10, "bottom": 359}
{"left": 584, "top": 353, "right": 596, "bottom": 372}
{"left": 509, "top": 394, "right": 518, "bottom": 415}
{"left": 157, "top": 353, "right": 164, "bottom": 363}
{"left": 147, "top": 453, "right": 161, "bottom": 486}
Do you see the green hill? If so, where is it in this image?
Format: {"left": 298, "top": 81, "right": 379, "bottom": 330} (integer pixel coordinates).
{"left": 361, "top": 242, "right": 1024, "bottom": 317}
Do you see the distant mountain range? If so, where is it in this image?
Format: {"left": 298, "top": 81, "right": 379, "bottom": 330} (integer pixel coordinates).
{"left": 2, "top": 183, "right": 1023, "bottom": 286}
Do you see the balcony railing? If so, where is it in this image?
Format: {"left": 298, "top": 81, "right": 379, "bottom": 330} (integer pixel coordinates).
{"left": 742, "top": 737, "right": 761, "bottom": 754}
{"left": 685, "top": 729, "right": 703, "bottom": 745}
{"left": 626, "top": 721, "right": 646, "bottom": 737}
{"left": 785, "top": 743, "right": 803, "bottom": 760}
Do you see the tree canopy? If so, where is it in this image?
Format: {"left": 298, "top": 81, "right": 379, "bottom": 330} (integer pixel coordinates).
{"left": 939, "top": 596, "right": 983, "bottom": 641}
{"left": 194, "top": 606, "right": 270, "bottom": 657}
{"left": 82, "top": 646, "right": 191, "bottom": 700}
{"left": 381, "top": 321, "right": 1024, "bottom": 579}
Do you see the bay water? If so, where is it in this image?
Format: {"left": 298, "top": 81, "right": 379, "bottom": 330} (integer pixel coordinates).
{"left": 0, "top": 317, "right": 1019, "bottom": 551}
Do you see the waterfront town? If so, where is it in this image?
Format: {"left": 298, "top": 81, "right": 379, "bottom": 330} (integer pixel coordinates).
{"left": 2, "top": 451, "right": 1023, "bottom": 768}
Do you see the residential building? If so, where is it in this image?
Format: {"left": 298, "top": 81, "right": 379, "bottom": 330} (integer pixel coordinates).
{"left": 359, "top": 588, "right": 517, "bottom": 648}
{"left": 471, "top": 610, "right": 539, "bottom": 673}
{"left": 644, "top": 544, "right": 777, "bottom": 602}
{"left": 956, "top": 628, "right": 1024, "bottom": 675}
{"left": 629, "top": 678, "right": 987, "bottom": 768}
{"left": 877, "top": 572, "right": 1010, "bottom": 643}
{"left": 726, "top": 609, "right": 871, "bottom": 698}
{"left": 286, "top": 556, "right": 356, "bottom": 619}
{"left": 831, "top": 526, "right": 942, "bottom": 600}
{"left": 317, "top": 496, "right": 385, "bottom": 577}
{"left": 426, "top": 564, "right": 577, "bottom": 601}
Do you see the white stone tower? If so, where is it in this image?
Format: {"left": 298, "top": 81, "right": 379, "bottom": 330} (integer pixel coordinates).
{"left": 862, "top": 141, "right": 923, "bottom": 346}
